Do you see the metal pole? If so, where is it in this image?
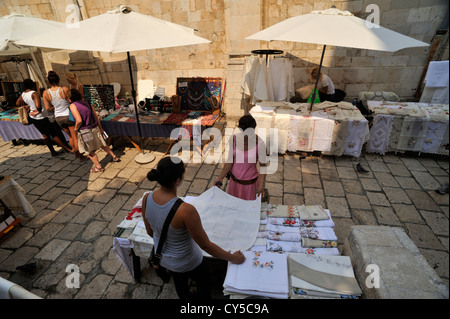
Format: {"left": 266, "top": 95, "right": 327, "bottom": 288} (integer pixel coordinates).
{"left": 126, "top": 51, "right": 144, "bottom": 154}
{"left": 310, "top": 44, "right": 326, "bottom": 111}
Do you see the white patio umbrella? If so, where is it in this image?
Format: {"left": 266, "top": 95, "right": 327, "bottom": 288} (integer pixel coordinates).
{"left": 17, "top": 5, "right": 211, "bottom": 163}
{"left": 246, "top": 7, "right": 429, "bottom": 109}
{"left": 0, "top": 13, "right": 65, "bottom": 88}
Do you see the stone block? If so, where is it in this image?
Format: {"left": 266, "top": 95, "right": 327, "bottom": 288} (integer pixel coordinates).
{"left": 323, "top": 181, "right": 345, "bottom": 197}
{"left": 326, "top": 197, "right": 351, "bottom": 218}
{"left": 35, "top": 239, "right": 71, "bottom": 261}
{"left": 373, "top": 206, "right": 402, "bottom": 226}
{"left": 344, "top": 226, "right": 449, "bottom": 299}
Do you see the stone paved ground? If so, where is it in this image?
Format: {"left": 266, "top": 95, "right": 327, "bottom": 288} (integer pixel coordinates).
{"left": 0, "top": 118, "right": 448, "bottom": 299}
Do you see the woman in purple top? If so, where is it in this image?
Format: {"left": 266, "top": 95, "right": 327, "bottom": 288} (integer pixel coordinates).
{"left": 68, "top": 89, "right": 120, "bottom": 173}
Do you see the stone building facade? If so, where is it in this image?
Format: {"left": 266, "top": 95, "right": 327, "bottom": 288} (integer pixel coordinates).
{"left": 0, "top": 0, "right": 448, "bottom": 118}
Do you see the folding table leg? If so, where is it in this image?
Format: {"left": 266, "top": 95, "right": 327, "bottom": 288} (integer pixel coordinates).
{"left": 131, "top": 248, "right": 141, "bottom": 283}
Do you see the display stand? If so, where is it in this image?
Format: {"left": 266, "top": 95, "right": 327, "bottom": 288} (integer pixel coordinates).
{"left": 251, "top": 49, "right": 284, "bottom": 64}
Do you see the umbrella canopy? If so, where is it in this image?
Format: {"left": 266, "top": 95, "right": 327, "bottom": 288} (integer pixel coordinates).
{"left": 16, "top": 5, "right": 211, "bottom": 163}
{"left": 16, "top": 6, "right": 211, "bottom": 53}
{"left": 0, "top": 13, "right": 64, "bottom": 56}
{"left": 246, "top": 8, "right": 428, "bottom": 52}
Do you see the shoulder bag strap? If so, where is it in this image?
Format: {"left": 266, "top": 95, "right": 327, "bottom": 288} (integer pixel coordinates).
{"left": 154, "top": 198, "right": 184, "bottom": 261}
{"left": 141, "top": 192, "right": 150, "bottom": 217}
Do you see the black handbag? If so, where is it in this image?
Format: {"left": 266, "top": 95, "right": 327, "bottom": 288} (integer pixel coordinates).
{"left": 148, "top": 197, "right": 184, "bottom": 283}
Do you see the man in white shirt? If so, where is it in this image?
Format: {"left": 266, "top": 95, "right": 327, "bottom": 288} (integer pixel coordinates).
{"left": 310, "top": 67, "right": 336, "bottom": 102}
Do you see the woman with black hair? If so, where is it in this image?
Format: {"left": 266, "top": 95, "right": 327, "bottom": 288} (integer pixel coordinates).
{"left": 142, "top": 156, "right": 245, "bottom": 299}
{"left": 213, "top": 114, "right": 268, "bottom": 200}
{"left": 68, "top": 89, "right": 119, "bottom": 173}
{"left": 16, "top": 78, "right": 72, "bottom": 156}
{"left": 43, "top": 71, "right": 86, "bottom": 162}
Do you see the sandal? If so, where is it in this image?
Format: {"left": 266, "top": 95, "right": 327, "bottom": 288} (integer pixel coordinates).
{"left": 112, "top": 156, "right": 121, "bottom": 162}
{"left": 90, "top": 166, "right": 104, "bottom": 173}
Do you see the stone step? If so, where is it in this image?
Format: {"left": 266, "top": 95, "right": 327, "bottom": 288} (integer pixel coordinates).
{"left": 344, "top": 225, "right": 449, "bottom": 299}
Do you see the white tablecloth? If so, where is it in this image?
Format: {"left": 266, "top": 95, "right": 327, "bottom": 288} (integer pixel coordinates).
{"left": 366, "top": 100, "right": 449, "bottom": 155}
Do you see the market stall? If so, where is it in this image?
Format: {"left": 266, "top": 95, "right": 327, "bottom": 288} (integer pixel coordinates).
{"left": 249, "top": 100, "right": 369, "bottom": 158}
{"left": 366, "top": 100, "right": 449, "bottom": 155}
{"left": 112, "top": 187, "right": 362, "bottom": 299}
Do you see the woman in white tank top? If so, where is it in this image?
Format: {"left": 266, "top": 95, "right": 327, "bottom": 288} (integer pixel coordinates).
{"left": 16, "top": 79, "right": 72, "bottom": 156}
{"left": 43, "top": 71, "right": 86, "bottom": 162}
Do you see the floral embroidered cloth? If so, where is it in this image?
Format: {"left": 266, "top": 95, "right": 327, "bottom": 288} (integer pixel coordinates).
{"left": 397, "top": 117, "right": 430, "bottom": 151}
{"left": 343, "top": 119, "right": 370, "bottom": 157}
{"left": 322, "top": 120, "right": 348, "bottom": 156}
{"left": 422, "top": 120, "right": 449, "bottom": 154}
{"left": 267, "top": 239, "right": 339, "bottom": 256}
{"left": 267, "top": 223, "right": 300, "bottom": 234}
{"left": 300, "top": 227, "right": 337, "bottom": 241}
{"left": 301, "top": 238, "right": 338, "bottom": 248}
{"left": 366, "top": 114, "right": 395, "bottom": 155}
{"left": 267, "top": 204, "right": 329, "bottom": 220}
{"left": 268, "top": 217, "right": 300, "bottom": 227}
{"left": 387, "top": 116, "right": 404, "bottom": 152}
{"left": 224, "top": 251, "right": 289, "bottom": 299}
{"left": 287, "top": 114, "right": 315, "bottom": 152}
{"left": 438, "top": 121, "right": 449, "bottom": 155}
{"left": 267, "top": 231, "right": 301, "bottom": 242}
{"left": 299, "top": 209, "right": 335, "bottom": 228}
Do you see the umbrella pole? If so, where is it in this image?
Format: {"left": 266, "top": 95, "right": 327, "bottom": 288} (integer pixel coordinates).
{"left": 126, "top": 51, "right": 155, "bottom": 164}
{"left": 310, "top": 45, "right": 326, "bottom": 111}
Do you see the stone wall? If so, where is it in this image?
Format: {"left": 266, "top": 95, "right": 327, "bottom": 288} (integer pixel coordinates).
{"left": 0, "top": 0, "right": 448, "bottom": 118}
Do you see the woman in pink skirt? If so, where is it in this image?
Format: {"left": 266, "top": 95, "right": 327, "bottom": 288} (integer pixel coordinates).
{"left": 214, "top": 115, "right": 267, "bottom": 200}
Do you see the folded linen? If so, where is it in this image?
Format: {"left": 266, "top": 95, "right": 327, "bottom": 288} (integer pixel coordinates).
{"left": 288, "top": 253, "right": 362, "bottom": 296}
{"left": 301, "top": 237, "right": 338, "bottom": 248}
{"left": 224, "top": 251, "right": 289, "bottom": 299}
{"left": 267, "top": 204, "right": 329, "bottom": 220}
{"left": 267, "top": 239, "right": 339, "bottom": 256}
{"left": 266, "top": 223, "right": 300, "bottom": 233}
{"left": 266, "top": 231, "right": 301, "bottom": 242}
{"left": 300, "top": 227, "right": 337, "bottom": 241}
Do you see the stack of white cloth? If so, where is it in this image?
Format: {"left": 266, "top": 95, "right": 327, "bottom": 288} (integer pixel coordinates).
{"left": 250, "top": 204, "right": 339, "bottom": 255}
{"left": 288, "top": 253, "right": 362, "bottom": 299}
{"left": 224, "top": 251, "right": 290, "bottom": 299}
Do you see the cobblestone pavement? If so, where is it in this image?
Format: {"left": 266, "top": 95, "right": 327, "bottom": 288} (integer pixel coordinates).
{"left": 0, "top": 118, "right": 448, "bottom": 299}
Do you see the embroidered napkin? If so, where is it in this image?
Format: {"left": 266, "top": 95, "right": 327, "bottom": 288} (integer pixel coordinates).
{"left": 301, "top": 238, "right": 338, "bottom": 248}
{"left": 267, "top": 239, "right": 339, "bottom": 256}
{"left": 300, "top": 227, "right": 337, "bottom": 241}
{"left": 266, "top": 231, "right": 301, "bottom": 242}
{"left": 298, "top": 205, "right": 329, "bottom": 221}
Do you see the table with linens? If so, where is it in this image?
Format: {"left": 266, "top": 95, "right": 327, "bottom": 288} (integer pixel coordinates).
{"left": 365, "top": 100, "right": 449, "bottom": 156}
{"left": 249, "top": 101, "right": 370, "bottom": 158}
{"left": 112, "top": 187, "right": 362, "bottom": 299}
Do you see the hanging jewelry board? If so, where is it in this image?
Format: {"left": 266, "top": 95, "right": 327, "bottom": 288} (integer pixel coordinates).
{"left": 1, "top": 81, "right": 40, "bottom": 108}
{"left": 176, "top": 77, "right": 223, "bottom": 114}
{"left": 83, "top": 84, "right": 115, "bottom": 111}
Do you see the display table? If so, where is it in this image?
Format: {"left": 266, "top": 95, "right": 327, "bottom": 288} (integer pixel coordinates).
{"left": 249, "top": 101, "right": 370, "bottom": 158}
{"left": 101, "top": 110, "right": 220, "bottom": 154}
{"left": 111, "top": 190, "right": 360, "bottom": 298}
{"left": 0, "top": 109, "right": 43, "bottom": 142}
{"left": 0, "top": 109, "right": 69, "bottom": 142}
{"left": 366, "top": 100, "right": 449, "bottom": 155}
